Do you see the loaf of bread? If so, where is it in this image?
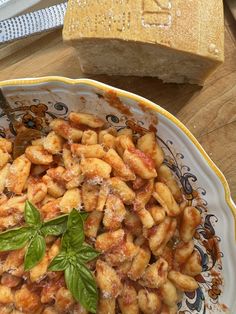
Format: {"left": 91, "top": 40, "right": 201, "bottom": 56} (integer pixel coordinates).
{"left": 63, "top": 0, "right": 224, "bottom": 85}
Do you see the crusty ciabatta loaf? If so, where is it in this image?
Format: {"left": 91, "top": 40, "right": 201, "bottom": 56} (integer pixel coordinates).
{"left": 63, "top": 0, "right": 224, "bottom": 85}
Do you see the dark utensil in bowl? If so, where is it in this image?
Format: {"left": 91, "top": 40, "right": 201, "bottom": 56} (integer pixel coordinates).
{"left": 0, "top": 89, "right": 42, "bottom": 158}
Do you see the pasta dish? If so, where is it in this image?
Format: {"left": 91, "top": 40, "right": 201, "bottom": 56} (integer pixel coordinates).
{"left": 0, "top": 112, "right": 202, "bottom": 314}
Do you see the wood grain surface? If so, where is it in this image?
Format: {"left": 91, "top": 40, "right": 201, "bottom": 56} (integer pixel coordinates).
{"left": 0, "top": 6, "right": 235, "bottom": 201}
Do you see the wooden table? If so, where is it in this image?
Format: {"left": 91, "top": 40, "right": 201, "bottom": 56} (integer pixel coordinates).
{"left": 0, "top": 6, "right": 235, "bottom": 201}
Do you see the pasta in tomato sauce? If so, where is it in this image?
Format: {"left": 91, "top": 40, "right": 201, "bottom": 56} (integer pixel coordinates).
{"left": 0, "top": 112, "right": 202, "bottom": 314}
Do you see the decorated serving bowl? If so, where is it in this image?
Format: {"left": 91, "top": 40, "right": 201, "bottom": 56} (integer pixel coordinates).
{"left": 0, "top": 77, "right": 235, "bottom": 313}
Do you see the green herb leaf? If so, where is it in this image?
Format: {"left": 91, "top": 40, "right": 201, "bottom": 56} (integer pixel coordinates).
{"left": 77, "top": 244, "right": 100, "bottom": 263}
{"left": 65, "top": 263, "right": 98, "bottom": 314}
{"left": 45, "top": 209, "right": 98, "bottom": 313}
{"left": 0, "top": 227, "right": 32, "bottom": 251}
{"left": 24, "top": 201, "right": 41, "bottom": 227}
{"left": 79, "top": 211, "right": 89, "bottom": 222}
{"left": 62, "top": 209, "right": 84, "bottom": 252}
{"left": 41, "top": 214, "right": 68, "bottom": 237}
{"left": 24, "top": 234, "right": 46, "bottom": 271}
{"left": 48, "top": 251, "right": 69, "bottom": 271}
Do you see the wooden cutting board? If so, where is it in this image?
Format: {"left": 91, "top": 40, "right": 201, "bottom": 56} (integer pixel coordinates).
{"left": 0, "top": 5, "right": 235, "bottom": 201}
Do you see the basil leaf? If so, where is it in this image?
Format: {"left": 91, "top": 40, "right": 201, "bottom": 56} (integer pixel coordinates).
{"left": 65, "top": 263, "right": 98, "bottom": 313}
{"left": 48, "top": 251, "right": 68, "bottom": 271}
{"left": 41, "top": 214, "right": 68, "bottom": 236}
{"left": 0, "top": 227, "right": 32, "bottom": 251}
{"left": 24, "top": 201, "right": 41, "bottom": 227}
{"left": 62, "top": 209, "right": 84, "bottom": 252}
{"left": 61, "top": 232, "right": 72, "bottom": 252}
{"left": 67, "top": 209, "right": 84, "bottom": 234}
{"left": 79, "top": 211, "right": 89, "bottom": 222}
{"left": 77, "top": 244, "right": 100, "bottom": 263}
{"left": 24, "top": 234, "right": 46, "bottom": 271}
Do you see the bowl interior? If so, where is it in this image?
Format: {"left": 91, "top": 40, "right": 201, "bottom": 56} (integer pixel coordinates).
{"left": 1, "top": 77, "right": 235, "bottom": 313}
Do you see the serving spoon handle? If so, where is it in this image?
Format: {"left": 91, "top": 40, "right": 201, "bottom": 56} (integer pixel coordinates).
{"left": 0, "top": 89, "right": 22, "bottom": 129}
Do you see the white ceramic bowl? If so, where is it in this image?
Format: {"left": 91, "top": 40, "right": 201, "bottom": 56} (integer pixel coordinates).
{"left": 0, "top": 77, "right": 235, "bottom": 313}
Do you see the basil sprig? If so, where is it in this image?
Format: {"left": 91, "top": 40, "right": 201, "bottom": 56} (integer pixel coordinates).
{"left": 49, "top": 209, "right": 99, "bottom": 313}
{"left": 0, "top": 202, "right": 99, "bottom": 313}
{"left": 0, "top": 201, "right": 68, "bottom": 270}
